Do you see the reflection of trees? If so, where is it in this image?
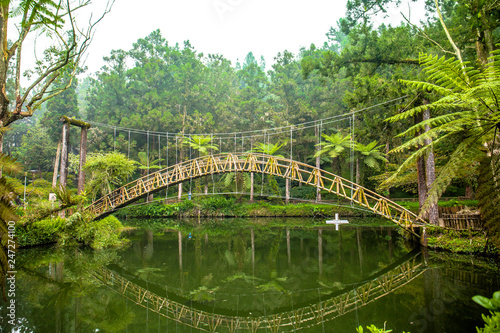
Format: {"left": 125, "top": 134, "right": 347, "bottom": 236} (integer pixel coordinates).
{"left": 11, "top": 247, "right": 123, "bottom": 332}
{"left": 78, "top": 291, "right": 135, "bottom": 332}
{"left": 132, "top": 229, "right": 154, "bottom": 263}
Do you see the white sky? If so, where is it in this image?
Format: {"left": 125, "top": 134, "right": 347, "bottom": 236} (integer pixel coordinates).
{"left": 17, "top": 0, "right": 429, "bottom": 79}
{"left": 75, "top": 0, "right": 428, "bottom": 74}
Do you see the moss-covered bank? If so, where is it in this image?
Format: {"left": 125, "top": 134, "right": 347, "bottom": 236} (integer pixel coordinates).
{"left": 424, "top": 226, "right": 499, "bottom": 256}
{"left": 16, "top": 214, "right": 126, "bottom": 249}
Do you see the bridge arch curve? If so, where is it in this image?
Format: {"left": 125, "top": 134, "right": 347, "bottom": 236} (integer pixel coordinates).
{"left": 86, "top": 153, "right": 426, "bottom": 230}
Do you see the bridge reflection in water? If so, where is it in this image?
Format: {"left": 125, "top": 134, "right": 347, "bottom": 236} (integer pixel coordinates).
{"left": 93, "top": 252, "right": 425, "bottom": 332}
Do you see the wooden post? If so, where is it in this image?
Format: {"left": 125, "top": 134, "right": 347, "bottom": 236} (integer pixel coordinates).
{"left": 59, "top": 121, "right": 70, "bottom": 190}
{"left": 78, "top": 127, "right": 89, "bottom": 194}
{"left": 52, "top": 138, "right": 62, "bottom": 188}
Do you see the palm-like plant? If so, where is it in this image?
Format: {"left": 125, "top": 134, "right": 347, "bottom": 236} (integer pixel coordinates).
{"left": 314, "top": 132, "right": 353, "bottom": 175}
{"left": 184, "top": 135, "right": 219, "bottom": 194}
{"left": 354, "top": 141, "right": 388, "bottom": 185}
{"left": 137, "top": 152, "right": 163, "bottom": 176}
{"left": 251, "top": 142, "right": 285, "bottom": 157}
{"left": 250, "top": 141, "right": 284, "bottom": 197}
{"left": 384, "top": 50, "right": 500, "bottom": 221}
{"left": 183, "top": 135, "right": 219, "bottom": 157}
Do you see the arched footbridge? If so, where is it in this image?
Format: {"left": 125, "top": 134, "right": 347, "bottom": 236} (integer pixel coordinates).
{"left": 86, "top": 153, "right": 427, "bottom": 230}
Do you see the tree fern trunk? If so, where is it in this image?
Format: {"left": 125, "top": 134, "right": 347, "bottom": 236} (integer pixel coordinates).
{"left": 417, "top": 155, "right": 427, "bottom": 211}
{"left": 423, "top": 108, "right": 439, "bottom": 224}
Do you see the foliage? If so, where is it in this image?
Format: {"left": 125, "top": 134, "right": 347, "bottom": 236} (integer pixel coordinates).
{"left": 188, "top": 286, "right": 219, "bottom": 302}
{"left": 425, "top": 226, "right": 497, "bottom": 255}
{"left": 355, "top": 141, "right": 388, "bottom": 170}
{"left": 200, "top": 196, "right": 236, "bottom": 214}
{"left": 251, "top": 142, "right": 284, "bottom": 157}
{"left": 473, "top": 291, "right": 500, "bottom": 333}
{"left": 315, "top": 132, "right": 353, "bottom": 174}
{"left": 17, "top": 213, "right": 125, "bottom": 249}
{"left": 385, "top": 50, "right": 500, "bottom": 216}
{"left": 73, "top": 215, "right": 125, "bottom": 249}
{"left": 0, "top": 154, "right": 22, "bottom": 300}
{"left": 183, "top": 135, "right": 219, "bottom": 156}
{"left": 83, "top": 152, "right": 139, "bottom": 200}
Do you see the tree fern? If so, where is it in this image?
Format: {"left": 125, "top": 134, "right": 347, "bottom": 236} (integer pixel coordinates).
{"left": 385, "top": 47, "right": 500, "bottom": 221}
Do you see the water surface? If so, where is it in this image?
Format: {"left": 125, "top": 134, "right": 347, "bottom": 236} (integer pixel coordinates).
{"left": 1, "top": 217, "right": 499, "bottom": 332}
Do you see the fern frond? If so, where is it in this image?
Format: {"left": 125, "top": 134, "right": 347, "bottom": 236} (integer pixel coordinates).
{"left": 395, "top": 113, "right": 465, "bottom": 139}
{"left": 419, "top": 138, "right": 481, "bottom": 217}
{"left": 387, "top": 95, "right": 466, "bottom": 123}
{"left": 399, "top": 79, "right": 453, "bottom": 96}
{"left": 382, "top": 144, "right": 433, "bottom": 187}
{"left": 391, "top": 131, "right": 455, "bottom": 154}
{"left": 419, "top": 53, "right": 475, "bottom": 90}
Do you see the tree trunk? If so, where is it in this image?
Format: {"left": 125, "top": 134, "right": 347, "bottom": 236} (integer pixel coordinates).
{"left": 415, "top": 113, "right": 428, "bottom": 216}
{"left": 59, "top": 122, "right": 70, "bottom": 190}
{"left": 52, "top": 139, "right": 62, "bottom": 188}
{"left": 423, "top": 108, "right": 439, "bottom": 224}
{"left": 77, "top": 128, "right": 88, "bottom": 195}
{"left": 178, "top": 184, "right": 182, "bottom": 201}
{"left": 417, "top": 155, "right": 427, "bottom": 210}
{"left": 465, "top": 184, "right": 473, "bottom": 199}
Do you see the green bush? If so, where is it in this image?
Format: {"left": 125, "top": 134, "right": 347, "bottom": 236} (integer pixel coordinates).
{"left": 290, "top": 185, "right": 317, "bottom": 200}
{"left": 16, "top": 217, "right": 66, "bottom": 247}
{"left": 200, "top": 196, "right": 235, "bottom": 214}
{"left": 74, "top": 215, "right": 124, "bottom": 249}
{"left": 17, "top": 213, "right": 125, "bottom": 249}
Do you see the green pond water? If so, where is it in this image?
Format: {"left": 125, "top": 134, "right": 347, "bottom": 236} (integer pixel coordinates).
{"left": 1, "top": 217, "right": 500, "bottom": 332}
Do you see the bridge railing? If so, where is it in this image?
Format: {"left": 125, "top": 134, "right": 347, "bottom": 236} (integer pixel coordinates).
{"left": 86, "top": 153, "right": 427, "bottom": 230}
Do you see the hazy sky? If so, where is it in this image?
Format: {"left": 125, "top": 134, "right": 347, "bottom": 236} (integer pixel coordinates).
{"left": 76, "top": 0, "right": 427, "bottom": 74}
{"left": 17, "top": 0, "right": 427, "bottom": 79}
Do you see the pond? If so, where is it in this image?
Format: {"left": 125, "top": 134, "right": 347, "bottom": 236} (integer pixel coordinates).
{"left": 1, "top": 217, "right": 499, "bottom": 332}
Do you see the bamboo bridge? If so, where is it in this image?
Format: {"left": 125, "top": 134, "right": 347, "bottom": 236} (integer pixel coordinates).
{"left": 93, "top": 253, "right": 426, "bottom": 332}
{"left": 86, "top": 153, "right": 427, "bottom": 231}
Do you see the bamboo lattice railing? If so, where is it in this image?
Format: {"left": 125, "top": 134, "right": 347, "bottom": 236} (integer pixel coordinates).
{"left": 93, "top": 255, "right": 425, "bottom": 332}
{"left": 86, "top": 153, "right": 427, "bottom": 230}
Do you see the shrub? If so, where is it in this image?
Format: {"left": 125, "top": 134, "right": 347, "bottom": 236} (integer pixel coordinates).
{"left": 74, "top": 215, "right": 125, "bottom": 249}
{"left": 16, "top": 217, "right": 66, "bottom": 247}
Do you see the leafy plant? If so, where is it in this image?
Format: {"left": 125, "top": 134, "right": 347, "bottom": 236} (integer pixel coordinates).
{"left": 385, "top": 50, "right": 500, "bottom": 218}
{"left": 473, "top": 291, "right": 500, "bottom": 333}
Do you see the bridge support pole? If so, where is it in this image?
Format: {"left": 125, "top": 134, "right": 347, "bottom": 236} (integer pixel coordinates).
{"left": 78, "top": 127, "right": 89, "bottom": 195}
{"left": 59, "top": 121, "right": 70, "bottom": 190}
{"left": 420, "top": 227, "right": 429, "bottom": 247}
